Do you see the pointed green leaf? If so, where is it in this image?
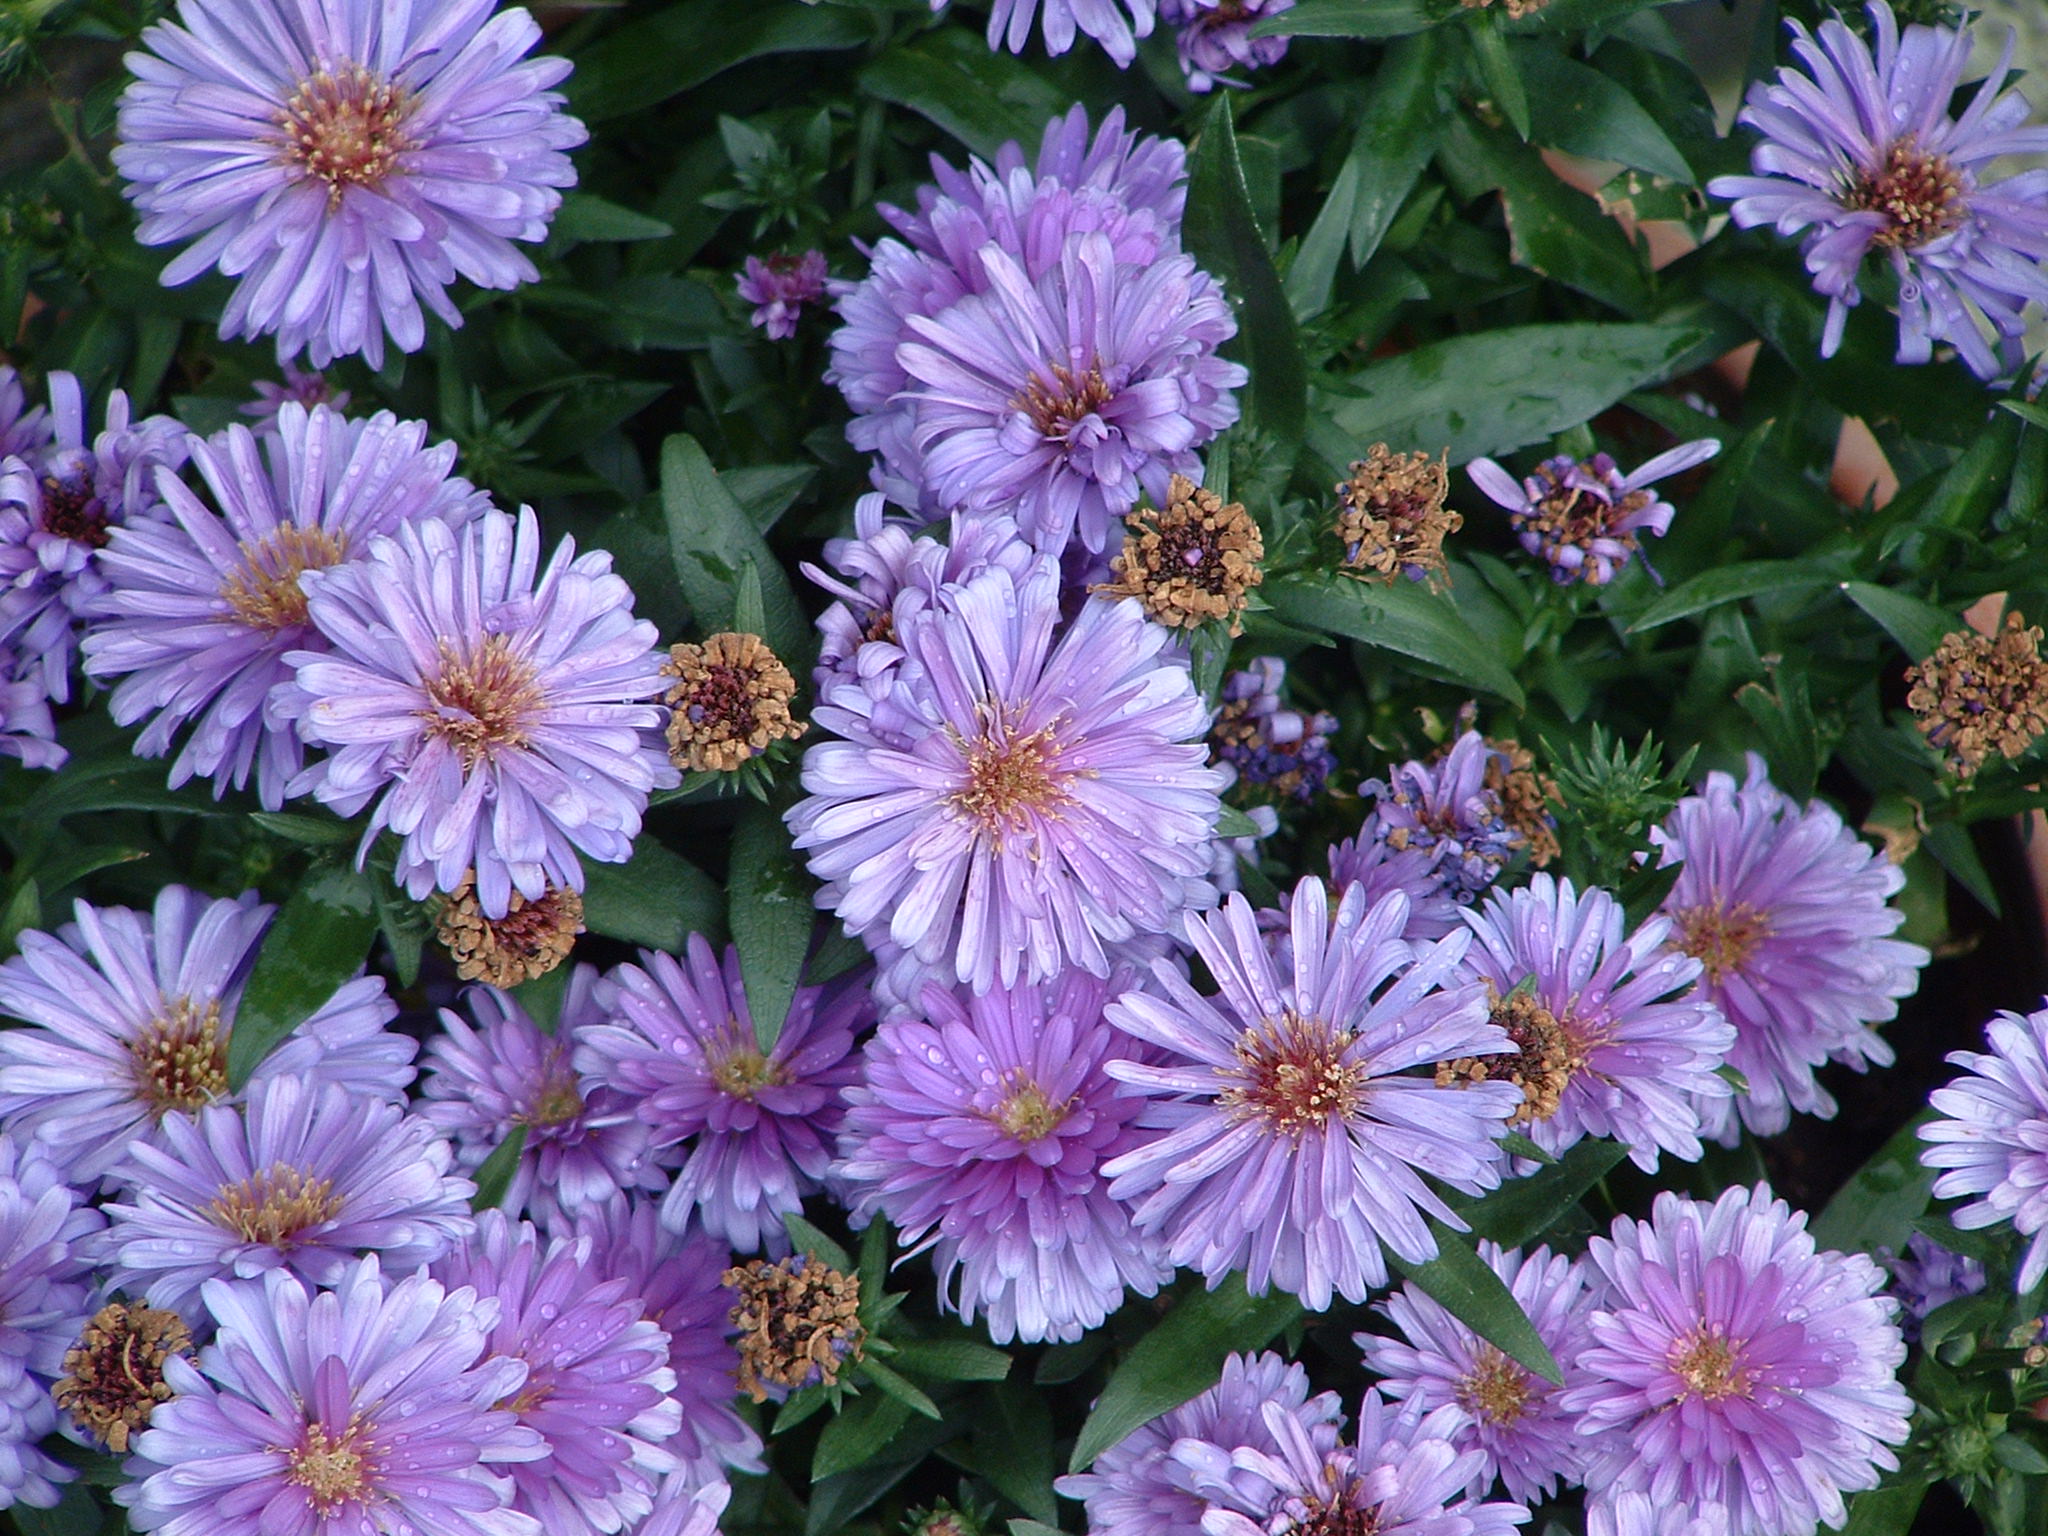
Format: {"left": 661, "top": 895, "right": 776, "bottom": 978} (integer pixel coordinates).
{"left": 1514, "top": 42, "right": 1693, "bottom": 183}
{"left": 568, "top": 0, "right": 870, "bottom": 121}
{"left": 856, "top": 31, "right": 1070, "bottom": 162}
{"left": 812, "top": 1391, "right": 914, "bottom": 1482}
{"left": 1466, "top": 11, "right": 1529, "bottom": 142}
{"left": 1449, "top": 1136, "right": 1628, "bottom": 1249}
{"left": 1627, "top": 559, "right": 1839, "bottom": 632}
{"left": 225, "top": 865, "right": 379, "bottom": 1088}
{"left": 581, "top": 836, "right": 725, "bottom": 951}
{"left": 1391, "top": 1223, "right": 1562, "bottom": 1385}
{"left": 1811, "top": 1109, "right": 1936, "bottom": 1257}
{"left": 660, "top": 434, "right": 808, "bottom": 661}
{"left": 1265, "top": 573, "right": 1525, "bottom": 706}
{"left": 552, "top": 193, "right": 674, "bottom": 244}
{"left": 783, "top": 1212, "right": 855, "bottom": 1273}
{"left": 470, "top": 1126, "right": 527, "bottom": 1211}
{"left": 861, "top": 1358, "right": 942, "bottom": 1421}
{"left": 1838, "top": 1481, "right": 1931, "bottom": 1536}
{"left": 1252, "top": 0, "right": 1434, "bottom": 38}
{"left": 1841, "top": 583, "right": 1956, "bottom": 664}
{"left": 730, "top": 803, "right": 814, "bottom": 1050}
{"left": 890, "top": 1338, "right": 1012, "bottom": 1383}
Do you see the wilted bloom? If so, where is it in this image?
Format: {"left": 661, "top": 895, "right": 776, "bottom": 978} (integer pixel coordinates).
{"left": 1650, "top": 755, "right": 1928, "bottom": 1142}
{"left": 835, "top": 969, "right": 1171, "bottom": 1344}
{"left": 1093, "top": 473, "right": 1262, "bottom": 633}
{"left": 420, "top": 968, "right": 660, "bottom": 1226}
{"left": 1921, "top": 1006, "right": 2048, "bottom": 1291}
{"left": 1906, "top": 610, "right": 2048, "bottom": 777}
{"left": 1706, "top": 1, "right": 2048, "bottom": 379}
{"left": 1359, "top": 731, "right": 1518, "bottom": 904}
{"left": 1467, "top": 440, "right": 1720, "bottom": 586}
{"left": 725, "top": 1253, "right": 864, "bottom": 1402}
{"left": 1483, "top": 735, "right": 1560, "bottom": 868}
{"left": 0, "top": 886, "right": 414, "bottom": 1185}
{"left": 1210, "top": 657, "right": 1339, "bottom": 803}
{"left": 241, "top": 365, "right": 350, "bottom": 429}
{"left": 1053, "top": 1351, "right": 1343, "bottom": 1536}
{"left": 86, "top": 404, "right": 490, "bottom": 809}
{"left": 661, "top": 632, "right": 807, "bottom": 773}
{"left": 434, "top": 1212, "right": 681, "bottom": 1536}
{"left": 791, "top": 559, "right": 1226, "bottom": 996}
{"left": 1160, "top": 0, "right": 1294, "bottom": 92}
{"left": 1447, "top": 874, "right": 1735, "bottom": 1170}
{"left": 54, "top": 1300, "right": 194, "bottom": 1453}
{"left": 737, "top": 251, "right": 828, "bottom": 340}
{"left": 574, "top": 1199, "right": 763, "bottom": 1486}
{"left": 0, "top": 1136, "right": 102, "bottom": 1511}
{"left": 932, "top": 0, "right": 1155, "bottom": 65}
{"left": 115, "top": 1258, "right": 546, "bottom": 1536}
{"left": 1885, "top": 1231, "right": 1986, "bottom": 1339}
{"left": 1104, "top": 877, "right": 1519, "bottom": 1309}
{"left": 1564, "top": 1184, "right": 1911, "bottom": 1536}
{"left": 1195, "top": 1391, "right": 1528, "bottom": 1536}
{"left": 576, "top": 938, "right": 866, "bottom": 1253}
{"left": 96, "top": 1075, "right": 475, "bottom": 1312}
{"left": 115, "top": 0, "right": 586, "bottom": 368}
{"left": 280, "top": 507, "right": 677, "bottom": 918}
{"left": 436, "top": 874, "right": 585, "bottom": 990}
{"left": 0, "top": 371, "right": 187, "bottom": 702}
{"left": 1359, "top": 1242, "right": 1594, "bottom": 1505}
{"left": 1335, "top": 443, "right": 1460, "bottom": 585}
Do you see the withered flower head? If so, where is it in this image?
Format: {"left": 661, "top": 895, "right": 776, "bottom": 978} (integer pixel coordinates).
{"left": 1334, "top": 443, "right": 1461, "bottom": 587}
{"left": 1094, "top": 473, "right": 1263, "bottom": 634}
{"left": 1485, "top": 737, "right": 1561, "bottom": 868}
{"left": 1436, "top": 984, "right": 1582, "bottom": 1128}
{"left": 435, "top": 873, "right": 584, "bottom": 989}
{"left": 54, "top": 1300, "right": 194, "bottom": 1452}
{"left": 725, "top": 1253, "right": 865, "bottom": 1403}
{"left": 663, "top": 631, "right": 808, "bottom": 774}
{"left": 1906, "top": 612, "right": 2048, "bottom": 779}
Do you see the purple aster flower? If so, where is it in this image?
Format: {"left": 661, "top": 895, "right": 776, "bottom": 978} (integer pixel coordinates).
{"left": 0, "top": 371, "right": 187, "bottom": 703}
{"left": 0, "top": 1136, "right": 102, "bottom": 1511}
{"left": 115, "top": 1257, "right": 546, "bottom": 1536}
{"left": 931, "top": 0, "right": 1155, "bottom": 65}
{"left": 789, "top": 559, "right": 1227, "bottom": 996}
{"left": 433, "top": 1211, "right": 681, "bottom": 1536}
{"left": 1160, "top": 0, "right": 1293, "bottom": 92}
{"left": 1054, "top": 1351, "right": 1344, "bottom": 1536}
{"left": 1884, "top": 1231, "right": 1987, "bottom": 1338}
{"left": 737, "top": 251, "right": 827, "bottom": 340}
{"left": 1455, "top": 874, "right": 1735, "bottom": 1170}
{"left": 0, "top": 885, "right": 414, "bottom": 1186}
{"left": 1326, "top": 825, "right": 1461, "bottom": 942}
{"left": 241, "top": 364, "right": 351, "bottom": 429}
{"left": 1649, "top": 754, "right": 1929, "bottom": 1143}
{"left": 643, "top": 1482, "right": 730, "bottom": 1536}
{"left": 115, "top": 0, "right": 586, "bottom": 369}
{"left": 278, "top": 507, "right": 677, "bottom": 918}
{"left": 85, "top": 403, "right": 490, "bottom": 809}
{"left": 1359, "top": 731, "right": 1519, "bottom": 905}
{"left": 1210, "top": 657, "right": 1338, "bottom": 804}
{"left": 1358, "top": 1240, "right": 1593, "bottom": 1505}
{"left": 1706, "top": 1, "right": 2048, "bottom": 380}
{"left": 801, "top": 493, "right": 1036, "bottom": 696}
{"left": 1196, "top": 1391, "right": 1529, "bottom": 1536}
{"left": 834, "top": 967, "right": 1172, "bottom": 1343}
{"left": 0, "top": 663, "right": 63, "bottom": 771}
{"left": 573, "top": 1198, "right": 763, "bottom": 1487}
{"left": 575, "top": 938, "right": 866, "bottom": 1253}
{"left": 1103, "top": 877, "right": 1520, "bottom": 1309}
{"left": 96, "top": 1075, "right": 475, "bottom": 1313}
{"left": 895, "top": 230, "right": 1243, "bottom": 553}
{"left": 1921, "top": 1005, "right": 2048, "bottom": 1290}
{"left": 0, "top": 368, "right": 54, "bottom": 463}
{"left": 1467, "top": 440, "right": 1719, "bottom": 587}
{"left": 1563, "top": 1184, "right": 1911, "bottom": 1536}
{"left": 1593, "top": 1493, "right": 1726, "bottom": 1536}
{"left": 421, "top": 966, "right": 660, "bottom": 1227}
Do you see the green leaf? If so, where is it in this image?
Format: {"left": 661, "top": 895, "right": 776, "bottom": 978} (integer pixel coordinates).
{"left": 248, "top": 811, "right": 360, "bottom": 847}
{"left": 581, "top": 836, "right": 725, "bottom": 951}
{"left": 1811, "top": 1108, "right": 1936, "bottom": 1257}
{"left": 10, "top": 1481, "right": 101, "bottom": 1536}
{"left": 857, "top": 32, "right": 1070, "bottom": 162}
{"left": 729, "top": 802, "right": 814, "bottom": 1050}
{"left": 470, "top": 1126, "right": 527, "bottom": 1211}
{"left": 1514, "top": 42, "right": 1693, "bottom": 183}
{"left": 552, "top": 193, "right": 674, "bottom": 244}
{"left": 783, "top": 1212, "right": 855, "bottom": 1273}
{"left": 733, "top": 559, "right": 769, "bottom": 639}
{"left": 961, "top": 1382, "right": 1059, "bottom": 1523}
{"left": 1841, "top": 583, "right": 1956, "bottom": 663}
{"left": 724, "top": 464, "right": 817, "bottom": 534}
{"left": 1185, "top": 97, "right": 1308, "bottom": 456}
{"left": 1450, "top": 1136, "right": 1628, "bottom": 1249}
{"left": 1252, "top": 0, "right": 1435, "bottom": 39}
{"left": 861, "top": 1358, "right": 942, "bottom": 1420}
{"left": 568, "top": 0, "right": 871, "bottom": 121}
{"left": 660, "top": 435, "right": 809, "bottom": 661}
{"left": 1307, "top": 321, "right": 1710, "bottom": 472}
{"left": 1465, "top": 11, "right": 1529, "bottom": 142}
{"left": 812, "top": 1391, "right": 914, "bottom": 1482}
{"left": 1391, "top": 1223, "right": 1562, "bottom": 1385}
{"left": 1265, "top": 573, "right": 1525, "bottom": 707}
{"left": 0, "top": 878, "right": 39, "bottom": 956}
{"left": 1838, "top": 1481, "right": 1932, "bottom": 1536}
{"left": 1924, "top": 819, "right": 2000, "bottom": 917}
{"left": 1010, "top": 1524, "right": 1067, "bottom": 1536}
{"left": 1627, "top": 558, "right": 1839, "bottom": 632}
{"left": 1214, "top": 805, "right": 1265, "bottom": 839}
{"left": 225, "top": 865, "right": 379, "bottom": 1089}
{"left": 891, "top": 1338, "right": 1013, "bottom": 1383}
{"left": 1068, "top": 1274, "right": 1302, "bottom": 1471}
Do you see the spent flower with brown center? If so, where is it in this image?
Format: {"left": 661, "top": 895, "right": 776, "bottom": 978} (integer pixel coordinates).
{"left": 54, "top": 1301, "right": 195, "bottom": 1452}
{"left": 1906, "top": 611, "right": 2048, "bottom": 778}
{"left": 725, "top": 1254, "right": 865, "bottom": 1402}
{"left": 1437, "top": 985, "right": 1582, "bottom": 1127}
{"left": 1334, "top": 444, "right": 1460, "bottom": 587}
{"left": 435, "top": 873, "right": 584, "bottom": 989}
{"left": 1484, "top": 737, "right": 1560, "bottom": 868}
{"left": 663, "top": 631, "right": 807, "bottom": 773}
{"left": 1094, "top": 473, "right": 1263, "bottom": 634}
